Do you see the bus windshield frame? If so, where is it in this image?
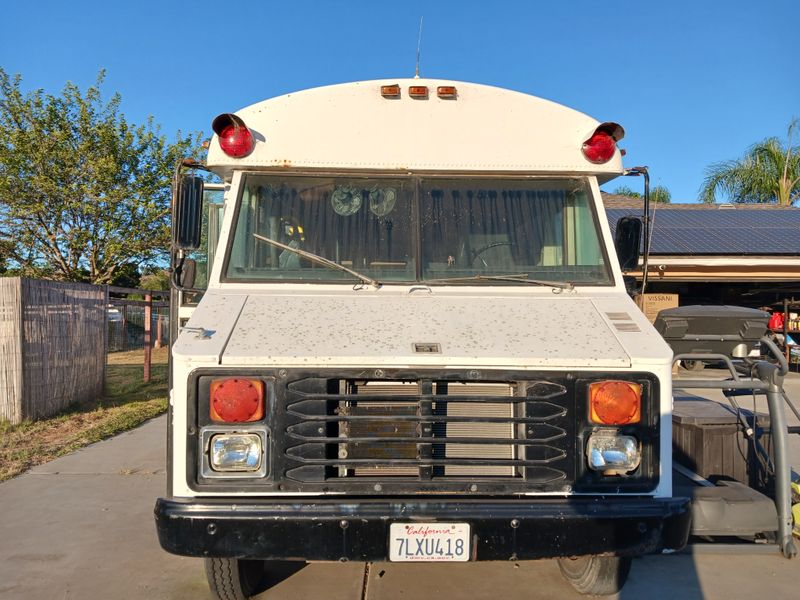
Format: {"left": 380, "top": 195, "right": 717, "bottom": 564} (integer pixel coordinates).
{"left": 222, "top": 173, "right": 613, "bottom": 286}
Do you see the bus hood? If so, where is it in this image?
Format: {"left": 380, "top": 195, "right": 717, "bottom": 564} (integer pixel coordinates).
{"left": 172, "top": 291, "right": 669, "bottom": 369}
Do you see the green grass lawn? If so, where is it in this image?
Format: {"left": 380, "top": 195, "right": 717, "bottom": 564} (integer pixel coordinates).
{"left": 0, "top": 348, "right": 169, "bottom": 482}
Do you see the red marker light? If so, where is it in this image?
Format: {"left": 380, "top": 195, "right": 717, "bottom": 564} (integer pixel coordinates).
{"left": 212, "top": 113, "right": 255, "bottom": 158}
{"left": 210, "top": 378, "right": 265, "bottom": 423}
{"left": 582, "top": 131, "right": 616, "bottom": 164}
{"left": 581, "top": 122, "right": 624, "bottom": 164}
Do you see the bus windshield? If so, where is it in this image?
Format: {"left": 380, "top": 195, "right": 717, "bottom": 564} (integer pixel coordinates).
{"left": 225, "top": 175, "right": 612, "bottom": 285}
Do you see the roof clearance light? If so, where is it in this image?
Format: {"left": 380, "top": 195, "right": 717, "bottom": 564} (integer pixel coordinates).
{"left": 210, "top": 378, "right": 265, "bottom": 423}
{"left": 589, "top": 380, "right": 641, "bottom": 425}
{"left": 212, "top": 113, "right": 255, "bottom": 158}
{"left": 581, "top": 122, "right": 624, "bottom": 164}
{"left": 437, "top": 86, "right": 457, "bottom": 99}
{"left": 408, "top": 85, "right": 429, "bottom": 99}
{"left": 381, "top": 84, "right": 401, "bottom": 98}
{"left": 582, "top": 131, "right": 616, "bottom": 164}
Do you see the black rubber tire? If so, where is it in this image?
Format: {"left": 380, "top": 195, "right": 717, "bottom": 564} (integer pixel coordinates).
{"left": 681, "top": 359, "right": 705, "bottom": 371}
{"left": 557, "top": 555, "right": 633, "bottom": 596}
{"left": 204, "top": 558, "right": 268, "bottom": 600}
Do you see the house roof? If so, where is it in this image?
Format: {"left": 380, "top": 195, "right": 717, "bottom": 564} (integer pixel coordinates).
{"left": 602, "top": 194, "right": 800, "bottom": 255}
{"left": 602, "top": 193, "right": 793, "bottom": 210}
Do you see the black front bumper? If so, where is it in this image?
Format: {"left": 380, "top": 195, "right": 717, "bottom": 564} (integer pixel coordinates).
{"left": 155, "top": 496, "right": 690, "bottom": 561}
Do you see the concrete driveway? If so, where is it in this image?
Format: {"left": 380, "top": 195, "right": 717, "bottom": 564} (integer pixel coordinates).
{"left": 1, "top": 370, "right": 799, "bottom": 600}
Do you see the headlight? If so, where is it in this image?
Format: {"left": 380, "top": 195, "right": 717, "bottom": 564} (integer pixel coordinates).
{"left": 210, "top": 433, "right": 263, "bottom": 472}
{"left": 587, "top": 433, "right": 640, "bottom": 474}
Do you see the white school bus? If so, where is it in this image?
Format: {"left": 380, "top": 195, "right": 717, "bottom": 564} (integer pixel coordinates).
{"left": 156, "top": 78, "right": 690, "bottom": 599}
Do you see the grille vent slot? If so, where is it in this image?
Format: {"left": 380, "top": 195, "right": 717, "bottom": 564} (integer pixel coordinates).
{"left": 605, "top": 312, "right": 641, "bottom": 332}
{"left": 606, "top": 312, "right": 632, "bottom": 321}
{"left": 284, "top": 377, "right": 571, "bottom": 485}
{"left": 615, "top": 322, "right": 641, "bottom": 332}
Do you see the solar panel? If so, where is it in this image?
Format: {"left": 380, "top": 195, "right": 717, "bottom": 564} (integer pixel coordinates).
{"left": 606, "top": 208, "right": 800, "bottom": 255}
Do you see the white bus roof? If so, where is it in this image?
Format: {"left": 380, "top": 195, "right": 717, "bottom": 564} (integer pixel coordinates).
{"left": 206, "top": 78, "right": 625, "bottom": 181}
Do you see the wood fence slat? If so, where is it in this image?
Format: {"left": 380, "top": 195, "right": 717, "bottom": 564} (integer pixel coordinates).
{"left": 0, "top": 278, "right": 23, "bottom": 423}
{"left": 0, "top": 278, "right": 105, "bottom": 424}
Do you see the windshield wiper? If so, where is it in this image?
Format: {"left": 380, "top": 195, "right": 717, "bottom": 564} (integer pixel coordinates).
{"left": 422, "top": 273, "right": 574, "bottom": 290}
{"left": 252, "top": 233, "right": 381, "bottom": 289}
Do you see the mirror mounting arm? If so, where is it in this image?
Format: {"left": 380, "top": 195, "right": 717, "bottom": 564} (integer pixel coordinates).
{"left": 623, "top": 166, "right": 651, "bottom": 294}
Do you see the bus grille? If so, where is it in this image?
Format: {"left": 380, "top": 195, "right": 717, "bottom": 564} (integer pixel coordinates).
{"left": 284, "top": 378, "right": 571, "bottom": 483}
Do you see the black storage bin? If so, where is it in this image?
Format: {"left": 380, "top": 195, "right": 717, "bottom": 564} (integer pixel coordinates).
{"left": 672, "top": 396, "right": 774, "bottom": 496}
{"left": 654, "top": 305, "right": 769, "bottom": 357}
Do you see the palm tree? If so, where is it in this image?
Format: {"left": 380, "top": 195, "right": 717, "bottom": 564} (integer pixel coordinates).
{"left": 701, "top": 119, "right": 800, "bottom": 205}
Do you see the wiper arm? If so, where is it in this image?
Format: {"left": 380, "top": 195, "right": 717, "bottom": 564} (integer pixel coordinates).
{"left": 252, "top": 233, "right": 381, "bottom": 289}
{"left": 423, "top": 273, "right": 574, "bottom": 290}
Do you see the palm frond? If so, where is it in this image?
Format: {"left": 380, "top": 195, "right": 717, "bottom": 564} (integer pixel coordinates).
{"left": 700, "top": 124, "right": 800, "bottom": 205}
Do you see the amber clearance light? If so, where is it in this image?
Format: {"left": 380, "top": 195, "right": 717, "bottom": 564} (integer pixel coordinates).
{"left": 381, "top": 84, "right": 401, "bottom": 98}
{"left": 210, "top": 378, "right": 265, "bottom": 423}
{"left": 589, "top": 380, "right": 641, "bottom": 425}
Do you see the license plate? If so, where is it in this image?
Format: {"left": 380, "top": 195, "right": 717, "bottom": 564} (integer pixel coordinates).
{"left": 389, "top": 523, "right": 470, "bottom": 562}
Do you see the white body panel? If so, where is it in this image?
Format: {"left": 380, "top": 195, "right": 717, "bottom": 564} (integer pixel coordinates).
{"left": 176, "top": 292, "right": 631, "bottom": 369}
{"left": 206, "top": 79, "right": 623, "bottom": 181}
{"left": 171, "top": 288, "right": 673, "bottom": 498}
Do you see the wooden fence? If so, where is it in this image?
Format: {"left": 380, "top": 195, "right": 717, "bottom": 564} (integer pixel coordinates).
{"left": 0, "top": 278, "right": 106, "bottom": 424}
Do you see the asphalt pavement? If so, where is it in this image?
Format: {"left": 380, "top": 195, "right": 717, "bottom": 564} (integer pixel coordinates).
{"left": 1, "top": 369, "right": 799, "bottom": 600}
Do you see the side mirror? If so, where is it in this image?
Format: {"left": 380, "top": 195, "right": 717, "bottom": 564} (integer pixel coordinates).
{"left": 173, "top": 175, "right": 204, "bottom": 249}
{"left": 614, "top": 216, "right": 642, "bottom": 271}
{"left": 179, "top": 258, "right": 197, "bottom": 289}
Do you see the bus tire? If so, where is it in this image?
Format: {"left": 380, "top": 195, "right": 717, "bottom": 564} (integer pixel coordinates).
{"left": 204, "top": 558, "right": 268, "bottom": 600}
{"left": 681, "top": 359, "right": 705, "bottom": 371}
{"left": 557, "top": 555, "right": 632, "bottom": 596}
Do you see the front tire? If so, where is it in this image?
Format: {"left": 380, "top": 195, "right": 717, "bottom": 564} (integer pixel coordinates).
{"left": 681, "top": 359, "right": 705, "bottom": 371}
{"left": 205, "top": 558, "right": 268, "bottom": 600}
{"left": 557, "top": 555, "right": 632, "bottom": 596}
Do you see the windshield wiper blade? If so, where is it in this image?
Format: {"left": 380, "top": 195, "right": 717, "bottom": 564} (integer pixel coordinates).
{"left": 252, "top": 233, "right": 381, "bottom": 289}
{"left": 423, "top": 273, "right": 574, "bottom": 290}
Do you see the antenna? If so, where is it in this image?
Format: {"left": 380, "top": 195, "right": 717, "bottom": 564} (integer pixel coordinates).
{"left": 415, "top": 17, "right": 424, "bottom": 79}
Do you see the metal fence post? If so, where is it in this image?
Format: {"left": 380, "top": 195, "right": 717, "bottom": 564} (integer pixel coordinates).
{"left": 144, "top": 293, "right": 152, "bottom": 383}
{"left": 155, "top": 313, "right": 163, "bottom": 349}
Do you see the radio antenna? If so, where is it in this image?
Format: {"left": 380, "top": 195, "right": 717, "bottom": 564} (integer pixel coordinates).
{"left": 414, "top": 17, "right": 424, "bottom": 79}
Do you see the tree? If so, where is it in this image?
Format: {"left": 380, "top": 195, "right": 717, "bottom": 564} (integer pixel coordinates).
{"left": 700, "top": 119, "right": 800, "bottom": 205}
{"left": 109, "top": 262, "right": 142, "bottom": 288}
{"left": 0, "top": 69, "right": 201, "bottom": 283}
{"left": 611, "top": 185, "right": 642, "bottom": 198}
{"left": 612, "top": 184, "right": 670, "bottom": 203}
{"left": 140, "top": 268, "right": 170, "bottom": 291}
{"left": 650, "top": 185, "right": 671, "bottom": 204}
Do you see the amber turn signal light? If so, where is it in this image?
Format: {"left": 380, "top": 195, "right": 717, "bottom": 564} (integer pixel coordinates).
{"left": 210, "top": 378, "right": 265, "bottom": 423}
{"left": 589, "top": 380, "right": 641, "bottom": 425}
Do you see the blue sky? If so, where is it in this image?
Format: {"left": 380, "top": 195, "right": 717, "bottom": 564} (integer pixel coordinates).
{"left": 2, "top": 1, "right": 797, "bottom": 202}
